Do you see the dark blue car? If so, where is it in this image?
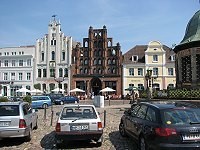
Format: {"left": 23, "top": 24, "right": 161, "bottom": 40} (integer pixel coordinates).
{"left": 54, "top": 96, "right": 79, "bottom": 105}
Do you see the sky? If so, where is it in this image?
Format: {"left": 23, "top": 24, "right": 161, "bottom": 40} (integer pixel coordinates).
{"left": 0, "top": 0, "right": 199, "bottom": 54}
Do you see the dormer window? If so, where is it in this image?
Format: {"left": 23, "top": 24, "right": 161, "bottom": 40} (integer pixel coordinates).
{"left": 131, "top": 55, "right": 138, "bottom": 62}
{"left": 170, "top": 55, "right": 175, "bottom": 61}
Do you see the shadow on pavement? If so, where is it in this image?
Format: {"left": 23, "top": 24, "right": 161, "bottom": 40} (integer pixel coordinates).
{"left": 0, "top": 137, "right": 25, "bottom": 148}
{"left": 40, "top": 131, "right": 100, "bottom": 149}
{"left": 109, "top": 130, "right": 138, "bottom": 150}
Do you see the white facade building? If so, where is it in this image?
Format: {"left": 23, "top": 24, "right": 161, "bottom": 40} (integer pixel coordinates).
{"left": 0, "top": 46, "right": 35, "bottom": 96}
{"left": 34, "top": 17, "right": 73, "bottom": 94}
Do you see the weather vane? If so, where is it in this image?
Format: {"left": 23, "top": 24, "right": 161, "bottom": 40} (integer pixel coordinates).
{"left": 52, "top": 15, "right": 57, "bottom": 21}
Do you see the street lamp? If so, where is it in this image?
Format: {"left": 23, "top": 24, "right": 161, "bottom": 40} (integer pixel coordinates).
{"left": 145, "top": 69, "right": 152, "bottom": 100}
{"left": 54, "top": 77, "right": 65, "bottom": 93}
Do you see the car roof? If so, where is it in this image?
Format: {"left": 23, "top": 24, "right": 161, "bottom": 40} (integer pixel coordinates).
{"left": 140, "top": 101, "right": 198, "bottom": 110}
{"left": 0, "top": 101, "right": 27, "bottom": 105}
{"left": 63, "top": 104, "right": 95, "bottom": 107}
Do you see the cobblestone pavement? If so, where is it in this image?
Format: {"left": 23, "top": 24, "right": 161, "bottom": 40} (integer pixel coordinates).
{"left": 0, "top": 100, "right": 138, "bottom": 150}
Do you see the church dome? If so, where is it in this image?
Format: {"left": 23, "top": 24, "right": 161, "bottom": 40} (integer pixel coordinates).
{"left": 180, "top": 10, "right": 200, "bottom": 44}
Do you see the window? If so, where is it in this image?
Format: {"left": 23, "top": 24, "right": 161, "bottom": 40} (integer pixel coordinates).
{"left": 98, "top": 59, "right": 102, "bottom": 65}
{"left": 62, "top": 51, "right": 65, "bottom": 60}
{"left": 138, "top": 68, "right": 143, "bottom": 76}
{"left": 153, "top": 55, "right": 158, "bottom": 62}
{"left": 27, "top": 59, "right": 31, "bottom": 66}
{"left": 50, "top": 69, "right": 55, "bottom": 77}
{"left": 27, "top": 73, "right": 31, "bottom": 80}
{"left": 19, "top": 60, "right": 23, "bottom": 66}
{"left": 4, "top": 60, "right": 8, "bottom": 67}
{"left": 12, "top": 60, "right": 15, "bottom": 66}
{"left": 131, "top": 105, "right": 140, "bottom": 116}
{"left": 146, "top": 107, "right": 156, "bottom": 122}
{"left": 64, "top": 68, "right": 68, "bottom": 77}
{"left": 168, "top": 68, "right": 174, "bottom": 75}
{"left": 153, "top": 68, "right": 158, "bottom": 75}
{"left": 0, "top": 60, "right": 1, "bottom": 67}
{"left": 3, "top": 73, "right": 8, "bottom": 80}
{"left": 129, "top": 68, "right": 134, "bottom": 76}
{"left": 38, "top": 69, "right": 41, "bottom": 78}
{"left": 94, "top": 59, "right": 97, "bottom": 65}
{"left": 108, "top": 59, "right": 111, "bottom": 65}
{"left": 11, "top": 73, "right": 15, "bottom": 80}
{"left": 42, "top": 52, "right": 44, "bottom": 61}
{"left": 59, "top": 68, "right": 63, "bottom": 77}
{"left": 84, "top": 59, "right": 88, "bottom": 65}
{"left": 129, "top": 84, "right": 134, "bottom": 87}
{"left": 138, "top": 84, "right": 144, "bottom": 90}
{"left": 170, "top": 55, "right": 175, "bottom": 61}
{"left": 136, "top": 105, "right": 148, "bottom": 119}
{"left": 132, "top": 55, "right": 138, "bottom": 62}
{"left": 19, "top": 73, "right": 23, "bottom": 80}
{"left": 51, "top": 51, "right": 55, "bottom": 60}
{"left": 43, "top": 69, "right": 47, "bottom": 77}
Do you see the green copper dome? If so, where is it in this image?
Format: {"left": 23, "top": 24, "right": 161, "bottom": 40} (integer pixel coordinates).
{"left": 180, "top": 10, "right": 200, "bottom": 44}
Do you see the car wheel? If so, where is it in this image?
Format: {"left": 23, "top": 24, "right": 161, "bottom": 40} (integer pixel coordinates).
{"left": 25, "top": 128, "right": 32, "bottom": 142}
{"left": 60, "top": 101, "right": 64, "bottom": 105}
{"left": 34, "top": 119, "right": 38, "bottom": 130}
{"left": 96, "top": 136, "right": 103, "bottom": 147}
{"left": 42, "top": 104, "right": 48, "bottom": 109}
{"left": 139, "top": 136, "right": 149, "bottom": 150}
{"left": 119, "top": 122, "right": 127, "bottom": 137}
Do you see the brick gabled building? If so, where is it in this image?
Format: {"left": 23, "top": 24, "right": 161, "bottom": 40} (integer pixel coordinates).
{"left": 71, "top": 26, "right": 123, "bottom": 97}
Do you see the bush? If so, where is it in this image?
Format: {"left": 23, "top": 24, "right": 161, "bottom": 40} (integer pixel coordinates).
{"left": 0, "top": 97, "right": 9, "bottom": 102}
{"left": 23, "top": 95, "right": 32, "bottom": 103}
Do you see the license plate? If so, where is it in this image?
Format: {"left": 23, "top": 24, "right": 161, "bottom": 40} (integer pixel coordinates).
{"left": 182, "top": 134, "right": 200, "bottom": 141}
{"left": 0, "top": 121, "right": 10, "bottom": 127}
{"left": 70, "top": 125, "right": 89, "bottom": 131}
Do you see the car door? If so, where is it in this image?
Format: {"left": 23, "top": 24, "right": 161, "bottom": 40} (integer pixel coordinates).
{"left": 23, "top": 104, "right": 32, "bottom": 129}
{"left": 125, "top": 104, "right": 140, "bottom": 137}
{"left": 130, "top": 104, "right": 148, "bottom": 139}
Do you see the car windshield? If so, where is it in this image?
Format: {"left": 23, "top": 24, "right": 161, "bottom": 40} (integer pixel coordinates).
{"left": 161, "top": 108, "right": 200, "bottom": 125}
{"left": 0, "top": 105, "right": 19, "bottom": 116}
{"left": 61, "top": 106, "right": 97, "bottom": 120}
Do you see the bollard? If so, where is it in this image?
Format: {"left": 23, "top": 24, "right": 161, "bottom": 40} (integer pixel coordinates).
{"left": 44, "top": 106, "right": 47, "bottom": 120}
{"left": 50, "top": 110, "right": 54, "bottom": 126}
{"left": 104, "top": 110, "right": 106, "bottom": 128}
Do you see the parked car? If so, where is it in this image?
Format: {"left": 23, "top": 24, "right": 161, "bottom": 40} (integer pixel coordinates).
{"left": 54, "top": 96, "right": 79, "bottom": 105}
{"left": 0, "top": 101, "right": 38, "bottom": 141}
{"left": 44, "top": 93, "right": 64, "bottom": 104}
{"left": 31, "top": 95, "right": 52, "bottom": 109}
{"left": 55, "top": 104, "right": 103, "bottom": 148}
{"left": 119, "top": 101, "right": 200, "bottom": 150}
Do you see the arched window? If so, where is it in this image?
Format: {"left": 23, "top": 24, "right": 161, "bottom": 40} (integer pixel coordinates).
{"left": 84, "top": 68, "right": 88, "bottom": 74}
{"left": 51, "top": 51, "right": 55, "bottom": 60}
{"left": 85, "top": 41, "right": 88, "bottom": 47}
{"left": 108, "top": 68, "right": 111, "bottom": 74}
{"left": 108, "top": 41, "right": 111, "bottom": 47}
{"left": 84, "top": 59, "right": 88, "bottom": 65}
{"left": 112, "top": 49, "right": 116, "bottom": 55}
{"left": 98, "top": 68, "right": 102, "bottom": 74}
{"left": 80, "top": 59, "right": 83, "bottom": 65}
{"left": 94, "top": 59, "right": 97, "bottom": 65}
{"left": 108, "top": 59, "right": 111, "bottom": 65}
{"left": 94, "top": 50, "right": 97, "bottom": 56}
{"left": 112, "top": 59, "right": 116, "bottom": 64}
{"left": 59, "top": 68, "right": 63, "bottom": 77}
{"left": 93, "top": 68, "right": 96, "bottom": 74}
{"left": 113, "top": 68, "right": 116, "bottom": 74}
{"left": 64, "top": 68, "right": 68, "bottom": 77}
{"left": 80, "top": 68, "right": 83, "bottom": 74}
{"left": 98, "top": 59, "right": 102, "bottom": 65}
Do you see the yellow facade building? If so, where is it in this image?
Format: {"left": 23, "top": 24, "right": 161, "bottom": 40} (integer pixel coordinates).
{"left": 122, "top": 41, "right": 176, "bottom": 96}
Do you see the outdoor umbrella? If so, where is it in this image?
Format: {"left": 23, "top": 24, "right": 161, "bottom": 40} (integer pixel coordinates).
{"left": 16, "top": 87, "right": 31, "bottom": 93}
{"left": 51, "top": 88, "right": 65, "bottom": 92}
{"left": 30, "top": 89, "right": 43, "bottom": 94}
{"left": 100, "top": 87, "right": 116, "bottom": 92}
{"left": 69, "top": 88, "right": 85, "bottom": 93}
{"left": 125, "top": 86, "right": 138, "bottom": 91}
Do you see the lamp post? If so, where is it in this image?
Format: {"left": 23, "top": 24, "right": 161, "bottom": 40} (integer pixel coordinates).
{"left": 145, "top": 69, "right": 152, "bottom": 100}
{"left": 54, "top": 77, "right": 65, "bottom": 93}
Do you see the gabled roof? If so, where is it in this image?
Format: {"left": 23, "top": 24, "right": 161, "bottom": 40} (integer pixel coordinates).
{"left": 123, "top": 44, "right": 174, "bottom": 64}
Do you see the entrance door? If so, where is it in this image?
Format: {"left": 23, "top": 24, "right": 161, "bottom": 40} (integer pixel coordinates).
{"left": 90, "top": 77, "right": 102, "bottom": 96}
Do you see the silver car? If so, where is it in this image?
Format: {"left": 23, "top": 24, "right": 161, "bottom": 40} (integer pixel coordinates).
{"left": 0, "top": 101, "right": 38, "bottom": 141}
{"left": 55, "top": 104, "right": 103, "bottom": 148}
